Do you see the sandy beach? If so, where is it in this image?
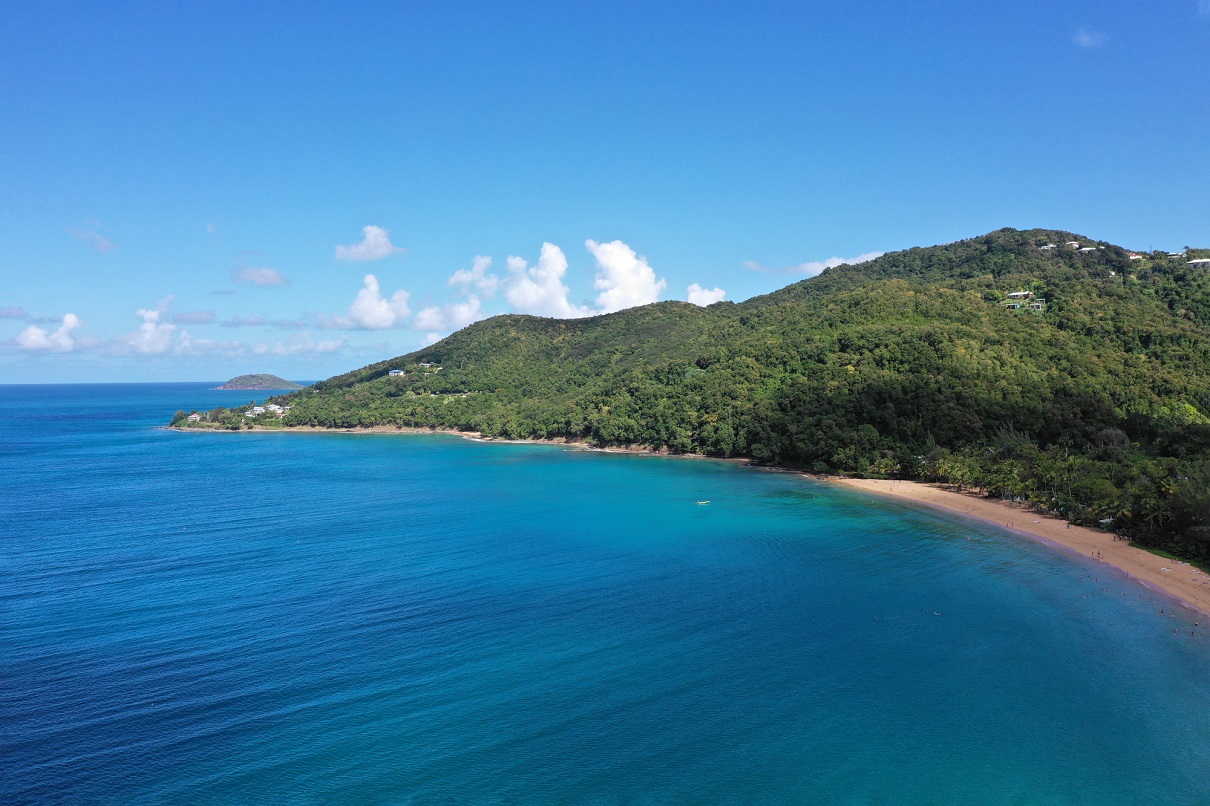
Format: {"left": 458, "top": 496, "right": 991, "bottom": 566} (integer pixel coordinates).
{"left": 816, "top": 476, "right": 1210, "bottom": 617}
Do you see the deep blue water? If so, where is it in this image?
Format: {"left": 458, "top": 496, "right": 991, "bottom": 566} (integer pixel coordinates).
{"left": 2, "top": 383, "right": 1209, "bottom": 804}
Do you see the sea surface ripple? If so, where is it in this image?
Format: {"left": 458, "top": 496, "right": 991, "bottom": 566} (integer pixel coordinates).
{"left": 2, "top": 383, "right": 1209, "bottom": 803}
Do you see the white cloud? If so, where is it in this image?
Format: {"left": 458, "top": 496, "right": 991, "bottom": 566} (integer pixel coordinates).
{"left": 172, "top": 310, "right": 216, "bottom": 325}
{"left": 321, "top": 274, "right": 412, "bottom": 330}
{"left": 410, "top": 256, "right": 500, "bottom": 338}
{"left": 793, "top": 251, "right": 884, "bottom": 277}
{"left": 449, "top": 255, "right": 499, "bottom": 296}
{"left": 253, "top": 333, "right": 347, "bottom": 356}
{"left": 67, "top": 224, "right": 117, "bottom": 253}
{"left": 586, "top": 240, "right": 667, "bottom": 314}
{"left": 421, "top": 332, "right": 443, "bottom": 347}
{"left": 413, "top": 295, "right": 486, "bottom": 332}
{"left": 17, "top": 313, "right": 81, "bottom": 352}
{"left": 687, "top": 283, "right": 727, "bottom": 306}
{"left": 174, "top": 331, "right": 245, "bottom": 356}
{"left": 1073, "top": 27, "right": 1108, "bottom": 49}
{"left": 502, "top": 243, "right": 592, "bottom": 318}
{"left": 335, "top": 225, "right": 404, "bottom": 262}
{"left": 1, "top": 306, "right": 29, "bottom": 319}
{"left": 741, "top": 260, "right": 776, "bottom": 274}
{"left": 412, "top": 307, "right": 444, "bottom": 330}
{"left": 234, "top": 266, "right": 288, "bottom": 287}
{"left": 221, "top": 315, "right": 268, "bottom": 328}
{"left": 270, "top": 317, "right": 314, "bottom": 330}
{"left": 125, "top": 298, "right": 177, "bottom": 354}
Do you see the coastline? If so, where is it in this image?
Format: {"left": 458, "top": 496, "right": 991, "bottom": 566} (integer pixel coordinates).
{"left": 172, "top": 423, "right": 1210, "bottom": 615}
{"left": 812, "top": 475, "right": 1210, "bottom": 617}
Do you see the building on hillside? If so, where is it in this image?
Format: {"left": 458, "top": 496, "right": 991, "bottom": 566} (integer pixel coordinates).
{"left": 1168, "top": 252, "right": 1186, "bottom": 258}
{"left": 1064, "top": 241, "right": 1081, "bottom": 248}
{"left": 1187, "top": 258, "right": 1210, "bottom": 267}
{"left": 388, "top": 369, "right": 406, "bottom": 376}
{"left": 1038, "top": 244, "right": 1056, "bottom": 250}
{"left": 1078, "top": 247, "right": 1098, "bottom": 253}
{"left": 1005, "top": 291, "right": 1034, "bottom": 300}
{"left": 187, "top": 413, "right": 201, "bottom": 423}
{"left": 1127, "top": 253, "right": 1144, "bottom": 260}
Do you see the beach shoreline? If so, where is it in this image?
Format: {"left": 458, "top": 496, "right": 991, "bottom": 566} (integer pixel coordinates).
{"left": 171, "top": 423, "right": 1210, "bottom": 615}
{"left": 808, "top": 475, "right": 1210, "bottom": 617}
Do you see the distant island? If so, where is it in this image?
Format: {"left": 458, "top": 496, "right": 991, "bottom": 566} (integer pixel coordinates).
{"left": 213, "top": 374, "right": 305, "bottom": 391}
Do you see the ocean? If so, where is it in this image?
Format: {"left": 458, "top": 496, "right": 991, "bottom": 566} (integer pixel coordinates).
{"left": 2, "top": 383, "right": 1209, "bottom": 803}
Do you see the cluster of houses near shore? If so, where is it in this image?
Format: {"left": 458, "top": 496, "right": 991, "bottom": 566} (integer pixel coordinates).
{"left": 243, "top": 403, "right": 291, "bottom": 418}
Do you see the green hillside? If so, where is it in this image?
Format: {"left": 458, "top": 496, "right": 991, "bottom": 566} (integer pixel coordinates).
{"left": 213, "top": 374, "right": 304, "bottom": 390}
{"left": 176, "top": 228, "right": 1210, "bottom": 560}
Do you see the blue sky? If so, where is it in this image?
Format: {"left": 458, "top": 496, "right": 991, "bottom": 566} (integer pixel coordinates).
{"left": 2, "top": 1, "right": 1208, "bottom": 382}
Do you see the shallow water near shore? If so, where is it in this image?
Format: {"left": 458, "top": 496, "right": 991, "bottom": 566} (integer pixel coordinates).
{"left": 3, "top": 383, "right": 1210, "bottom": 803}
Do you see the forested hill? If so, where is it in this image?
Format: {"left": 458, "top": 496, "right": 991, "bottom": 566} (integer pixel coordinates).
{"left": 176, "top": 228, "right": 1210, "bottom": 559}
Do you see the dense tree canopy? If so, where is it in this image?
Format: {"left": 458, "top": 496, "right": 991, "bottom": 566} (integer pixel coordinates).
{"left": 176, "top": 228, "right": 1210, "bottom": 561}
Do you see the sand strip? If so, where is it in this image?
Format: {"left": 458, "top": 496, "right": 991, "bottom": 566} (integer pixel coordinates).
{"left": 813, "top": 476, "right": 1210, "bottom": 617}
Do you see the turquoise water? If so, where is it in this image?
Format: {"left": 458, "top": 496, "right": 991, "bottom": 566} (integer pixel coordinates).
{"left": 2, "top": 384, "right": 1209, "bottom": 803}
